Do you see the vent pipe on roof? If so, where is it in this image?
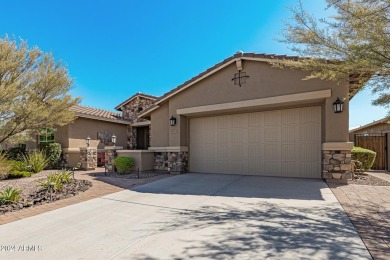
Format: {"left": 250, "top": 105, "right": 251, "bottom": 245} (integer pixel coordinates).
{"left": 236, "top": 50, "right": 244, "bottom": 56}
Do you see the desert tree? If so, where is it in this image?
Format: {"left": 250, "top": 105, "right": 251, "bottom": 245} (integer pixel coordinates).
{"left": 279, "top": 0, "right": 390, "bottom": 110}
{"left": 0, "top": 36, "right": 80, "bottom": 144}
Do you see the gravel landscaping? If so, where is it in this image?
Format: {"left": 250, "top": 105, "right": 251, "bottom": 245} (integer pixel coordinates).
{"left": 0, "top": 170, "right": 92, "bottom": 215}
{"left": 349, "top": 174, "right": 390, "bottom": 186}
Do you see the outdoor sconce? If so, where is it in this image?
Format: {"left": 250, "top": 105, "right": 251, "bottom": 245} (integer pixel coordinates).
{"left": 333, "top": 97, "right": 344, "bottom": 113}
{"left": 111, "top": 134, "right": 117, "bottom": 146}
{"left": 86, "top": 136, "right": 91, "bottom": 147}
{"left": 170, "top": 116, "right": 177, "bottom": 126}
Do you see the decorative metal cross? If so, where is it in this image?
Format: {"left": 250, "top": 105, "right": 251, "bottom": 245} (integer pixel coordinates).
{"left": 232, "top": 71, "right": 249, "bottom": 87}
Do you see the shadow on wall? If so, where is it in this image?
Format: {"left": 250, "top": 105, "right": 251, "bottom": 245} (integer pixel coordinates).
{"left": 132, "top": 173, "right": 329, "bottom": 200}
{"left": 130, "top": 201, "right": 370, "bottom": 260}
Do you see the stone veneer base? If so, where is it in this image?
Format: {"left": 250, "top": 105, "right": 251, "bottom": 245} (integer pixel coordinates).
{"left": 154, "top": 152, "right": 188, "bottom": 173}
{"left": 322, "top": 149, "right": 352, "bottom": 182}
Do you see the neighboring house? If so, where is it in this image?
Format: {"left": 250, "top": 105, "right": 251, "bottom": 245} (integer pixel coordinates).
{"left": 349, "top": 118, "right": 390, "bottom": 140}
{"left": 26, "top": 105, "right": 130, "bottom": 167}
{"left": 131, "top": 52, "right": 358, "bottom": 181}
{"left": 349, "top": 118, "right": 390, "bottom": 171}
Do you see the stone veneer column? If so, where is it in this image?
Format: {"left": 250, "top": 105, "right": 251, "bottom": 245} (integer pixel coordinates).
{"left": 154, "top": 151, "right": 188, "bottom": 173}
{"left": 80, "top": 147, "right": 97, "bottom": 170}
{"left": 104, "top": 146, "right": 123, "bottom": 172}
{"left": 322, "top": 142, "right": 353, "bottom": 183}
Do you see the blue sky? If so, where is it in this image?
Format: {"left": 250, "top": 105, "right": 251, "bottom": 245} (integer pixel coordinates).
{"left": 0, "top": 0, "right": 386, "bottom": 128}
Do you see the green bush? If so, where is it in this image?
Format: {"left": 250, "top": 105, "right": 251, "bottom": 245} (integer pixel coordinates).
{"left": 57, "top": 169, "right": 73, "bottom": 183}
{"left": 21, "top": 151, "right": 49, "bottom": 173}
{"left": 0, "top": 154, "right": 11, "bottom": 180}
{"left": 9, "top": 160, "right": 29, "bottom": 172}
{"left": 0, "top": 187, "right": 21, "bottom": 204}
{"left": 39, "top": 173, "right": 63, "bottom": 191}
{"left": 6, "top": 147, "right": 26, "bottom": 160}
{"left": 39, "top": 169, "right": 73, "bottom": 192}
{"left": 352, "top": 146, "right": 377, "bottom": 171}
{"left": 39, "top": 143, "right": 62, "bottom": 168}
{"left": 8, "top": 171, "right": 31, "bottom": 179}
{"left": 114, "top": 157, "right": 134, "bottom": 174}
{"left": 7, "top": 160, "right": 31, "bottom": 178}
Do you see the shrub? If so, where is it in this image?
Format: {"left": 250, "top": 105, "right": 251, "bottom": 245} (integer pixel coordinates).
{"left": 6, "top": 147, "right": 26, "bottom": 160}
{"left": 0, "top": 154, "right": 11, "bottom": 180}
{"left": 0, "top": 187, "right": 21, "bottom": 204}
{"left": 57, "top": 169, "right": 73, "bottom": 183}
{"left": 114, "top": 157, "right": 134, "bottom": 174}
{"left": 9, "top": 160, "right": 29, "bottom": 172}
{"left": 8, "top": 171, "right": 31, "bottom": 179}
{"left": 21, "top": 151, "right": 49, "bottom": 173}
{"left": 352, "top": 146, "right": 377, "bottom": 171}
{"left": 39, "top": 173, "right": 63, "bottom": 191}
{"left": 39, "top": 169, "right": 73, "bottom": 192}
{"left": 39, "top": 143, "right": 62, "bottom": 168}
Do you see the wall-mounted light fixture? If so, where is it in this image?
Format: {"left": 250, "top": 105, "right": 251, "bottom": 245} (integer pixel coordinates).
{"left": 111, "top": 134, "right": 116, "bottom": 146}
{"left": 333, "top": 97, "right": 344, "bottom": 113}
{"left": 86, "top": 136, "right": 91, "bottom": 147}
{"left": 170, "top": 116, "right": 177, "bottom": 126}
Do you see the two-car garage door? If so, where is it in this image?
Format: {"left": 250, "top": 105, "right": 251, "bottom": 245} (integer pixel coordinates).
{"left": 189, "top": 106, "right": 321, "bottom": 178}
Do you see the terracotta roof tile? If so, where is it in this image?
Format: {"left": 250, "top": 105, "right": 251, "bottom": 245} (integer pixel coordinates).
{"left": 70, "top": 105, "right": 130, "bottom": 123}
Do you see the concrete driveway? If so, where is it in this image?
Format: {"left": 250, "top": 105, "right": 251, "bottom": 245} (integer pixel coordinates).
{"left": 0, "top": 173, "right": 371, "bottom": 259}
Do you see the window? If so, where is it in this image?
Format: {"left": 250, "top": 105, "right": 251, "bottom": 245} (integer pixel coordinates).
{"left": 38, "top": 128, "right": 55, "bottom": 143}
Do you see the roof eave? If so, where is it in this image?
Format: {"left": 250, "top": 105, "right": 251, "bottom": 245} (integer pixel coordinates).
{"left": 75, "top": 113, "right": 130, "bottom": 125}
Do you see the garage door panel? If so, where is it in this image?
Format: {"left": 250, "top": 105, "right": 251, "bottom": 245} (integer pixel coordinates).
{"left": 264, "top": 127, "right": 279, "bottom": 142}
{"left": 299, "top": 125, "right": 320, "bottom": 142}
{"left": 299, "top": 107, "right": 321, "bottom": 124}
{"left": 281, "top": 126, "right": 297, "bottom": 142}
{"left": 264, "top": 111, "right": 280, "bottom": 126}
{"left": 281, "top": 144, "right": 297, "bottom": 161}
{"left": 190, "top": 106, "right": 321, "bottom": 178}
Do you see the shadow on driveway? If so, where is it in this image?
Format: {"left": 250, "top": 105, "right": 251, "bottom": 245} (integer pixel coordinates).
{"left": 131, "top": 173, "right": 329, "bottom": 200}
{"left": 128, "top": 200, "right": 370, "bottom": 259}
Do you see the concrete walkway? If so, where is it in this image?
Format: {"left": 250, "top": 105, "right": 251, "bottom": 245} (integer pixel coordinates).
{"left": 0, "top": 174, "right": 370, "bottom": 259}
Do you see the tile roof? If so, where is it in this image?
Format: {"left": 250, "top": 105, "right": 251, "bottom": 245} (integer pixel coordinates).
{"left": 70, "top": 105, "right": 130, "bottom": 124}
{"left": 115, "top": 92, "right": 158, "bottom": 111}
{"left": 139, "top": 52, "right": 370, "bottom": 118}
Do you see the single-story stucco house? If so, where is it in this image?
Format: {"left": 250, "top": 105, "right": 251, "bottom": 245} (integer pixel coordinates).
{"left": 111, "top": 52, "right": 361, "bottom": 182}
{"left": 26, "top": 105, "right": 129, "bottom": 166}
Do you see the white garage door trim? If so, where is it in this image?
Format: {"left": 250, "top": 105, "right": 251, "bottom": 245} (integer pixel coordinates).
{"left": 189, "top": 106, "right": 321, "bottom": 178}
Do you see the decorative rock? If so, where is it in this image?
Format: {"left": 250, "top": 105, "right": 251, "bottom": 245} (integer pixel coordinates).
{"left": 342, "top": 171, "right": 352, "bottom": 179}
{"left": 340, "top": 164, "right": 352, "bottom": 171}
{"left": 332, "top": 154, "right": 346, "bottom": 160}
{"left": 332, "top": 173, "right": 342, "bottom": 179}
{"left": 322, "top": 149, "right": 352, "bottom": 181}
{"left": 330, "top": 159, "right": 340, "bottom": 165}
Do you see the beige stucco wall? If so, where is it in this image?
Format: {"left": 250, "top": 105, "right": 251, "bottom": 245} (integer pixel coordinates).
{"left": 116, "top": 150, "right": 155, "bottom": 171}
{"left": 67, "top": 152, "right": 80, "bottom": 167}
{"left": 55, "top": 125, "right": 70, "bottom": 148}
{"left": 150, "top": 60, "right": 349, "bottom": 147}
{"left": 67, "top": 117, "right": 128, "bottom": 149}
{"left": 150, "top": 102, "right": 169, "bottom": 147}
